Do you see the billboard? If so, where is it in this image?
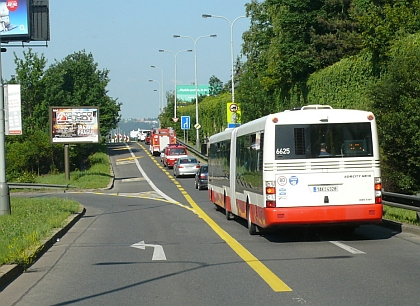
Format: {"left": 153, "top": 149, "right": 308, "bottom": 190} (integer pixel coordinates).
{"left": 4, "top": 84, "right": 22, "bottom": 135}
{"left": 50, "top": 107, "right": 100, "bottom": 144}
{"left": 0, "top": 0, "right": 30, "bottom": 42}
{"left": 176, "top": 85, "right": 209, "bottom": 102}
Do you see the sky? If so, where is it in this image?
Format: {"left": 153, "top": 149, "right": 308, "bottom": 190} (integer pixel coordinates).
{"left": 0, "top": 0, "right": 251, "bottom": 120}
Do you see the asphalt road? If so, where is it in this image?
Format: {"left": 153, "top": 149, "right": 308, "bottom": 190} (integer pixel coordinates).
{"left": 1, "top": 142, "right": 420, "bottom": 306}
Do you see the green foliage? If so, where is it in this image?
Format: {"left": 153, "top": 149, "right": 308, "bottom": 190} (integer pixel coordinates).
{"left": 13, "top": 49, "right": 48, "bottom": 133}
{"left": 6, "top": 130, "right": 61, "bottom": 178}
{"left": 42, "top": 50, "right": 121, "bottom": 137}
{"left": 307, "top": 49, "right": 375, "bottom": 110}
{"left": 356, "top": 0, "right": 420, "bottom": 74}
{"left": 368, "top": 33, "right": 420, "bottom": 192}
{"left": 158, "top": 92, "right": 232, "bottom": 145}
{"left": 238, "top": 0, "right": 365, "bottom": 121}
{"left": 6, "top": 49, "right": 121, "bottom": 179}
{"left": 34, "top": 151, "right": 111, "bottom": 189}
{"left": 209, "top": 75, "right": 224, "bottom": 96}
{"left": 383, "top": 205, "right": 420, "bottom": 226}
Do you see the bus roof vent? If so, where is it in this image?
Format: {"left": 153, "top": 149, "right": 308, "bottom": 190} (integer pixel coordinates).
{"left": 301, "top": 105, "right": 333, "bottom": 110}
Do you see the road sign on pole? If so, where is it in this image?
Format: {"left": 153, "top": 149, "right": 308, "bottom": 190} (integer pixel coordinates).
{"left": 181, "top": 116, "right": 190, "bottom": 130}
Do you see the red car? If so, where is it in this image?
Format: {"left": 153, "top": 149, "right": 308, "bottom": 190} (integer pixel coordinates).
{"left": 144, "top": 131, "right": 152, "bottom": 145}
{"left": 163, "top": 144, "right": 188, "bottom": 168}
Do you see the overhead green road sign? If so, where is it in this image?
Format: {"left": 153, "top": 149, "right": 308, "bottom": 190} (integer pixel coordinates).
{"left": 176, "top": 85, "right": 209, "bottom": 102}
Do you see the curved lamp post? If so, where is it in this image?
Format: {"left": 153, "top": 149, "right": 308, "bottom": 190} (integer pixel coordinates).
{"left": 159, "top": 49, "right": 192, "bottom": 121}
{"left": 202, "top": 14, "right": 246, "bottom": 103}
{"left": 151, "top": 66, "right": 164, "bottom": 112}
{"left": 173, "top": 34, "right": 217, "bottom": 149}
{"left": 149, "top": 79, "right": 161, "bottom": 115}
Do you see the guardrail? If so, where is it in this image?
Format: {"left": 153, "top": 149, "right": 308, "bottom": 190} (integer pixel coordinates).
{"left": 382, "top": 191, "right": 420, "bottom": 215}
{"left": 177, "top": 139, "right": 208, "bottom": 161}
{"left": 8, "top": 183, "right": 77, "bottom": 190}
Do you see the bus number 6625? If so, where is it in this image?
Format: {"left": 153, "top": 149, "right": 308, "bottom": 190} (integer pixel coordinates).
{"left": 276, "top": 148, "right": 290, "bottom": 155}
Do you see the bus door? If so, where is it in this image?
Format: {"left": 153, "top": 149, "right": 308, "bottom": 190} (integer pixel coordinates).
{"left": 229, "top": 128, "right": 239, "bottom": 215}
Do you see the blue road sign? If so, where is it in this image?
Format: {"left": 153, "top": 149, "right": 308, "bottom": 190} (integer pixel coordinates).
{"left": 228, "top": 123, "right": 240, "bottom": 128}
{"left": 181, "top": 116, "right": 190, "bottom": 130}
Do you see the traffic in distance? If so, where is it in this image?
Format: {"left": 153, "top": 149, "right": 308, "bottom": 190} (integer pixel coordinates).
{"left": 137, "top": 104, "right": 382, "bottom": 235}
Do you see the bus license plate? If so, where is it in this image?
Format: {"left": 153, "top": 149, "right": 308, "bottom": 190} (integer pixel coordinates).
{"left": 313, "top": 186, "right": 338, "bottom": 192}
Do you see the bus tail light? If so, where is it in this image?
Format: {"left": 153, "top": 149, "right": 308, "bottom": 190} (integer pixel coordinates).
{"left": 265, "top": 181, "right": 276, "bottom": 208}
{"left": 375, "top": 177, "right": 382, "bottom": 204}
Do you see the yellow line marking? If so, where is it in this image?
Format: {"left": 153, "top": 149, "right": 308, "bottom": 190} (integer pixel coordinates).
{"left": 112, "top": 147, "right": 130, "bottom": 151}
{"left": 137, "top": 142, "right": 293, "bottom": 292}
{"left": 116, "top": 156, "right": 143, "bottom": 162}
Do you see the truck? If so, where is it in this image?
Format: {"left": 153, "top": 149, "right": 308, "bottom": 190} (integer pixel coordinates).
{"left": 149, "top": 128, "right": 177, "bottom": 156}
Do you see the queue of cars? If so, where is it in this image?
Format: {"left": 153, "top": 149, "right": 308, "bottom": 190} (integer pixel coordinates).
{"left": 137, "top": 130, "right": 150, "bottom": 143}
{"left": 156, "top": 142, "right": 208, "bottom": 189}
{"left": 162, "top": 144, "right": 188, "bottom": 168}
{"left": 173, "top": 156, "right": 201, "bottom": 178}
{"left": 194, "top": 164, "right": 208, "bottom": 190}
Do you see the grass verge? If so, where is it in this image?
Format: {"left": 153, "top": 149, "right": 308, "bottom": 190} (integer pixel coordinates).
{"left": 0, "top": 151, "right": 112, "bottom": 267}
{"left": 383, "top": 205, "right": 420, "bottom": 226}
{"left": 34, "top": 152, "right": 112, "bottom": 189}
{"left": 0, "top": 198, "right": 81, "bottom": 266}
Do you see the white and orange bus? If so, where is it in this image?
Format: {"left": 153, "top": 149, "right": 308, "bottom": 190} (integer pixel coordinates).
{"left": 208, "top": 105, "right": 382, "bottom": 234}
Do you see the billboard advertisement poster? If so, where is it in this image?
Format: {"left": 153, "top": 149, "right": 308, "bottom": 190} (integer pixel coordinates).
{"left": 4, "top": 84, "right": 22, "bottom": 135}
{"left": 176, "top": 85, "right": 209, "bottom": 102}
{"left": 0, "top": 0, "right": 30, "bottom": 42}
{"left": 50, "top": 107, "right": 100, "bottom": 144}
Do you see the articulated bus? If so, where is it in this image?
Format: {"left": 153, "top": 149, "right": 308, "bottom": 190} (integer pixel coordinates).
{"left": 208, "top": 105, "right": 382, "bottom": 235}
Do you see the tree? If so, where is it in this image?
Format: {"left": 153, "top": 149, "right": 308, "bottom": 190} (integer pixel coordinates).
{"left": 239, "top": 0, "right": 276, "bottom": 121}
{"left": 42, "top": 50, "right": 121, "bottom": 138}
{"left": 13, "top": 49, "right": 47, "bottom": 134}
{"left": 369, "top": 33, "right": 420, "bottom": 192}
{"left": 6, "top": 50, "right": 122, "bottom": 178}
{"left": 356, "top": 0, "right": 420, "bottom": 75}
{"left": 209, "top": 75, "right": 223, "bottom": 96}
{"left": 239, "top": 0, "right": 367, "bottom": 121}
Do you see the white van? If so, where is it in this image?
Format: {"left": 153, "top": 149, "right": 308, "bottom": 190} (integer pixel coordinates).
{"left": 137, "top": 130, "right": 148, "bottom": 142}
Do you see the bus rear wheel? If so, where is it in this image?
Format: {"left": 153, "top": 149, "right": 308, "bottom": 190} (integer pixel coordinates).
{"left": 247, "top": 205, "right": 258, "bottom": 235}
{"left": 225, "top": 208, "right": 234, "bottom": 220}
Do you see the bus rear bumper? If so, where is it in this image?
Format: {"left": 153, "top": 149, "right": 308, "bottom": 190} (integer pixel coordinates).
{"left": 258, "top": 204, "right": 383, "bottom": 228}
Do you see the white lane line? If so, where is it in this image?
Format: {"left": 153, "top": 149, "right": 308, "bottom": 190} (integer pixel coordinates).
{"left": 125, "top": 144, "right": 178, "bottom": 204}
{"left": 329, "top": 241, "right": 366, "bottom": 254}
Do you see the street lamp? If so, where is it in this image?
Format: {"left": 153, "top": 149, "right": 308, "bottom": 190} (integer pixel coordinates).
{"left": 0, "top": 32, "right": 10, "bottom": 215}
{"left": 202, "top": 14, "right": 246, "bottom": 103}
{"left": 159, "top": 49, "right": 193, "bottom": 121}
{"left": 149, "top": 79, "right": 161, "bottom": 113}
{"left": 151, "top": 65, "right": 164, "bottom": 112}
{"left": 173, "top": 34, "right": 217, "bottom": 150}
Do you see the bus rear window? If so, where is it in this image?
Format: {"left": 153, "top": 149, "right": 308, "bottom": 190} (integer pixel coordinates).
{"left": 275, "top": 123, "right": 373, "bottom": 159}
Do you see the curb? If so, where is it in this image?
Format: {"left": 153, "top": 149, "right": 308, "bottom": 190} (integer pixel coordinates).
{"left": 0, "top": 206, "right": 86, "bottom": 291}
{"left": 379, "top": 219, "right": 420, "bottom": 236}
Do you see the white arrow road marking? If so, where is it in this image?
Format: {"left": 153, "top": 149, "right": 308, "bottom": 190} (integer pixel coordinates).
{"left": 329, "top": 241, "right": 365, "bottom": 254}
{"left": 131, "top": 241, "right": 167, "bottom": 260}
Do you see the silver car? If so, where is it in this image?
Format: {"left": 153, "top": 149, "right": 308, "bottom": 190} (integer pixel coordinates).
{"left": 173, "top": 156, "right": 201, "bottom": 178}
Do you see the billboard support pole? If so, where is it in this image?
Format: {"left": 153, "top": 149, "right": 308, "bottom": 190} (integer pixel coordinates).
{"left": 64, "top": 144, "right": 70, "bottom": 181}
{"left": 0, "top": 41, "right": 11, "bottom": 215}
